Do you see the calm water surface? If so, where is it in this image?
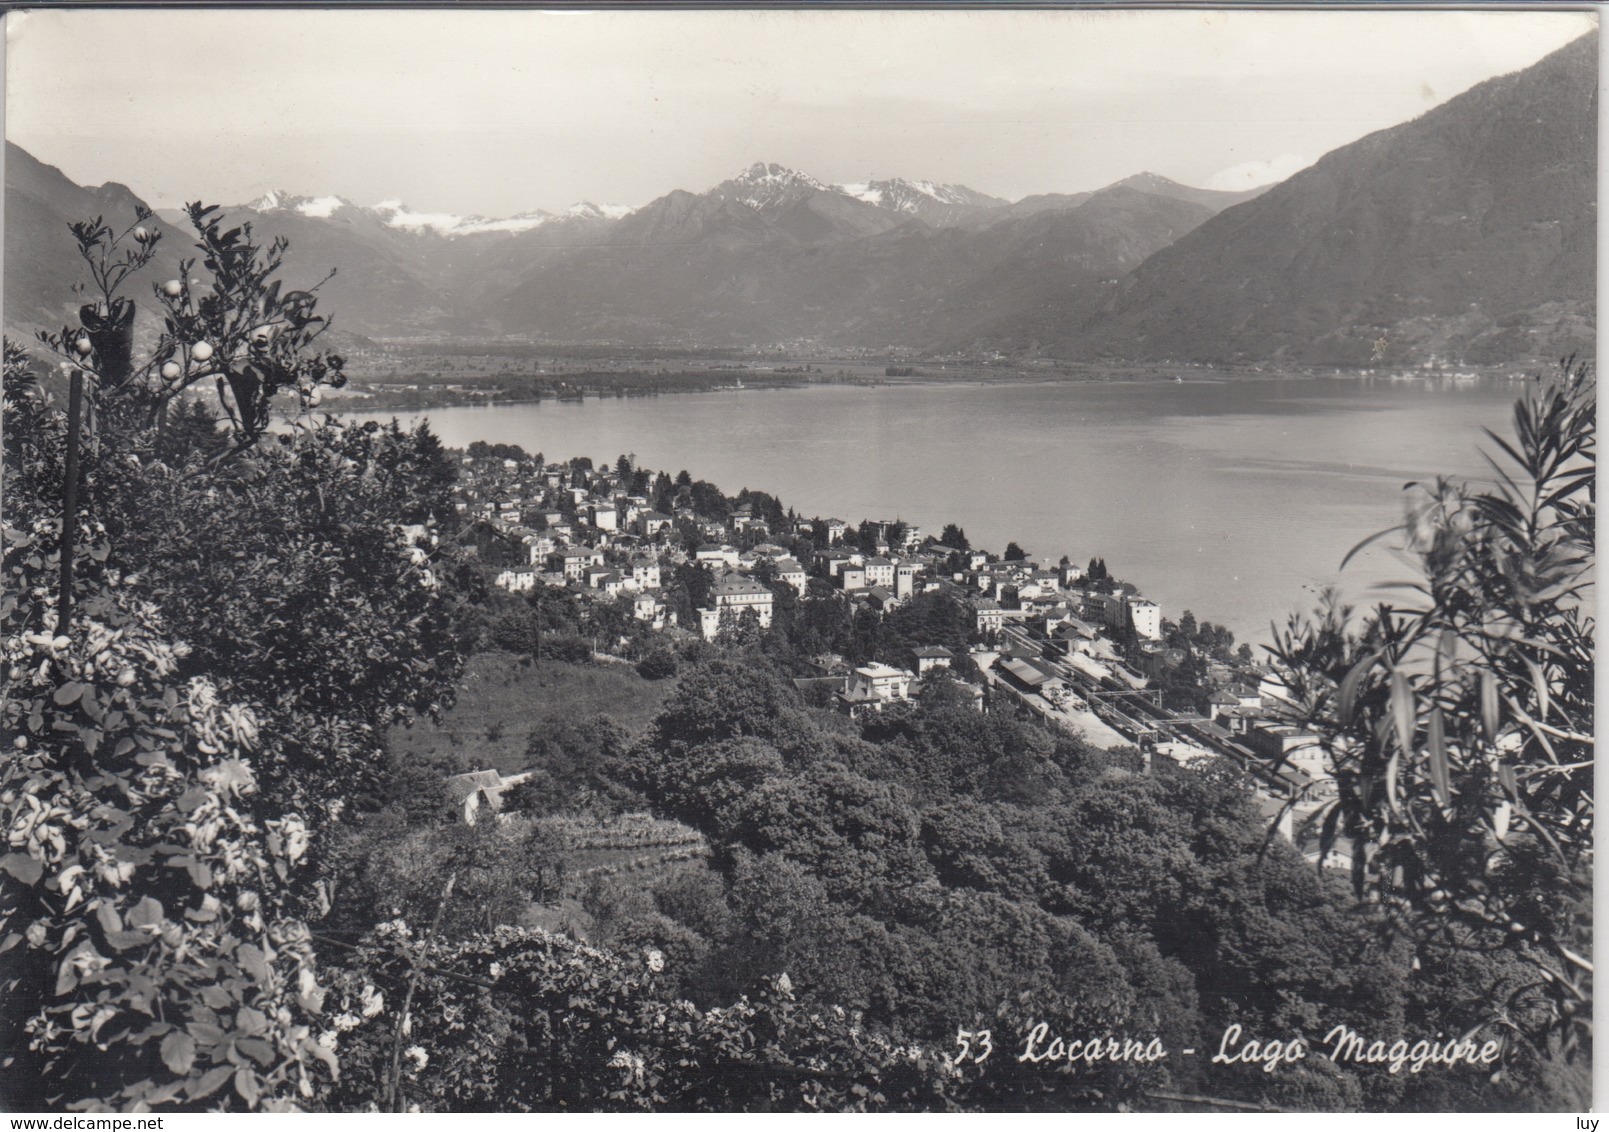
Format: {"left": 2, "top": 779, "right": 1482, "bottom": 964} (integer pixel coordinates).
{"left": 358, "top": 375, "right": 1523, "bottom": 647}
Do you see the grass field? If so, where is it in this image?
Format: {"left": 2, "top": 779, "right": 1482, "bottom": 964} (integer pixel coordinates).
{"left": 386, "top": 650, "right": 677, "bottom": 776}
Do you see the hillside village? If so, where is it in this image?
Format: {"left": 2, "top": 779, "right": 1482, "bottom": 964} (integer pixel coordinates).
{"left": 447, "top": 443, "right": 1340, "bottom": 866}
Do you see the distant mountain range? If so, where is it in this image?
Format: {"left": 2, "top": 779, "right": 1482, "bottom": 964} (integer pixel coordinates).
{"left": 4, "top": 32, "right": 1593, "bottom": 365}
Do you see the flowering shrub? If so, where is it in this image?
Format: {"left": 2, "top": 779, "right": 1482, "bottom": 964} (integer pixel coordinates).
{"left": 318, "top": 925, "right": 973, "bottom": 1112}
{"left": 315, "top": 921, "right": 1174, "bottom": 1112}
{"left": 0, "top": 521, "right": 332, "bottom": 1110}
{"left": 0, "top": 209, "right": 466, "bottom": 1111}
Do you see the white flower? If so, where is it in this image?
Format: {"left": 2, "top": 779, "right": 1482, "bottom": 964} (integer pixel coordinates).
{"left": 405, "top": 1045, "right": 429, "bottom": 1071}
{"left": 360, "top": 984, "right": 384, "bottom": 1019}
{"left": 333, "top": 1012, "right": 360, "bottom": 1032}
{"left": 608, "top": 1050, "right": 645, "bottom": 1085}
{"left": 317, "top": 1030, "right": 338, "bottom": 1050}
{"left": 276, "top": 816, "right": 310, "bottom": 864}
{"left": 645, "top": 949, "right": 665, "bottom": 973}
{"left": 488, "top": 961, "right": 505, "bottom": 979}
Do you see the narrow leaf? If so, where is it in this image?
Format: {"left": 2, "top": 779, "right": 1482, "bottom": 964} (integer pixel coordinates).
{"left": 1390, "top": 670, "right": 1415, "bottom": 754}
{"left": 1494, "top": 801, "right": 1512, "bottom": 841}
{"left": 1336, "top": 652, "right": 1377, "bottom": 726}
{"left": 1426, "top": 708, "right": 1450, "bottom": 808}
{"left": 1523, "top": 657, "right": 1550, "bottom": 720}
{"left": 1497, "top": 763, "right": 1517, "bottom": 796}
{"left": 1339, "top": 525, "right": 1405, "bottom": 572}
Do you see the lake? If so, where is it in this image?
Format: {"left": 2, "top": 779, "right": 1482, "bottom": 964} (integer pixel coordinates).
{"left": 355, "top": 373, "right": 1525, "bottom": 648}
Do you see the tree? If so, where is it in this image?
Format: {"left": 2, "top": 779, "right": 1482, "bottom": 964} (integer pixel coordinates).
{"left": 1177, "top": 610, "right": 1198, "bottom": 642}
{"left": 109, "top": 418, "right": 479, "bottom": 818}
{"left": 938, "top": 523, "right": 970, "bottom": 551}
{"left": 635, "top": 647, "right": 679, "bottom": 681}
{"left": 1003, "top": 541, "right": 1028, "bottom": 562}
{"left": 1265, "top": 359, "right": 1594, "bottom": 1055}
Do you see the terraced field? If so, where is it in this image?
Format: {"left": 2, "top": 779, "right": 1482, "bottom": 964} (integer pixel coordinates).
{"left": 518, "top": 812, "right": 712, "bottom": 938}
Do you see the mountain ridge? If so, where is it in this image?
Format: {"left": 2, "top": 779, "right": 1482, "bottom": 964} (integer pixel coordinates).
{"left": 1064, "top": 32, "right": 1596, "bottom": 365}
{"left": 4, "top": 34, "right": 1594, "bottom": 364}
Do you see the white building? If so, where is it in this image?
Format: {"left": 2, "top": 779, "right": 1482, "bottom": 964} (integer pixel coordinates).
{"left": 628, "top": 557, "right": 662, "bottom": 590}
{"left": 494, "top": 567, "right": 538, "bottom": 593}
{"left": 1126, "top": 597, "right": 1162, "bottom": 641}
{"left": 698, "top": 575, "right": 775, "bottom": 639}
{"left": 695, "top": 544, "right": 741, "bottom": 568}
{"left": 774, "top": 558, "right": 807, "bottom": 596}
{"left": 838, "top": 663, "right": 913, "bottom": 714}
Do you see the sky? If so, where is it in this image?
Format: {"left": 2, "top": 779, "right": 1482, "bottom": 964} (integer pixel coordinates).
{"left": 4, "top": 7, "right": 1597, "bottom": 218}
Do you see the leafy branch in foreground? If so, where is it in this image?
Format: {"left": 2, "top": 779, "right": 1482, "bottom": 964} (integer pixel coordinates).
{"left": 1264, "top": 357, "right": 1593, "bottom": 1056}
{"left": 34, "top": 203, "right": 346, "bottom": 453}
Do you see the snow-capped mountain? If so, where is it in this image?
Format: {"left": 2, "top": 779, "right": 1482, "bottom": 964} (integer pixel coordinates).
{"left": 248, "top": 189, "right": 356, "bottom": 219}
{"left": 706, "top": 162, "right": 836, "bottom": 211}
{"left": 702, "top": 162, "right": 1005, "bottom": 226}
{"left": 836, "top": 177, "right": 1007, "bottom": 224}
{"left": 243, "top": 190, "right": 635, "bottom": 238}
{"left": 241, "top": 163, "right": 1006, "bottom": 241}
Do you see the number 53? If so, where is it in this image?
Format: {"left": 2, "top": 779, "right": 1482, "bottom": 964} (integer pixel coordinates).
{"left": 954, "top": 1028, "right": 993, "bottom": 1065}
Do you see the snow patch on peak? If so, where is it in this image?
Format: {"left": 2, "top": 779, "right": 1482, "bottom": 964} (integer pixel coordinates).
{"left": 296, "top": 195, "right": 347, "bottom": 219}
{"left": 370, "top": 201, "right": 470, "bottom": 236}
{"left": 453, "top": 212, "right": 557, "bottom": 235}
{"left": 830, "top": 177, "right": 994, "bottom": 213}
{"left": 566, "top": 201, "right": 635, "bottom": 220}
{"left": 838, "top": 182, "right": 883, "bottom": 206}
{"left": 734, "top": 161, "right": 826, "bottom": 190}
{"left": 243, "top": 190, "right": 629, "bottom": 237}
{"left": 713, "top": 163, "right": 837, "bottom": 211}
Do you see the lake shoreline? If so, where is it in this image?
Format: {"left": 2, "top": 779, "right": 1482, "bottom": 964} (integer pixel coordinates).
{"left": 344, "top": 375, "right": 1516, "bottom": 645}
{"left": 328, "top": 362, "right": 1529, "bottom": 415}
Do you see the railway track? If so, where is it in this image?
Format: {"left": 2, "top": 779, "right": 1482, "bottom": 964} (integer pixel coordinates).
{"left": 994, "top": 625, "right": 1306, "bottom": 796}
